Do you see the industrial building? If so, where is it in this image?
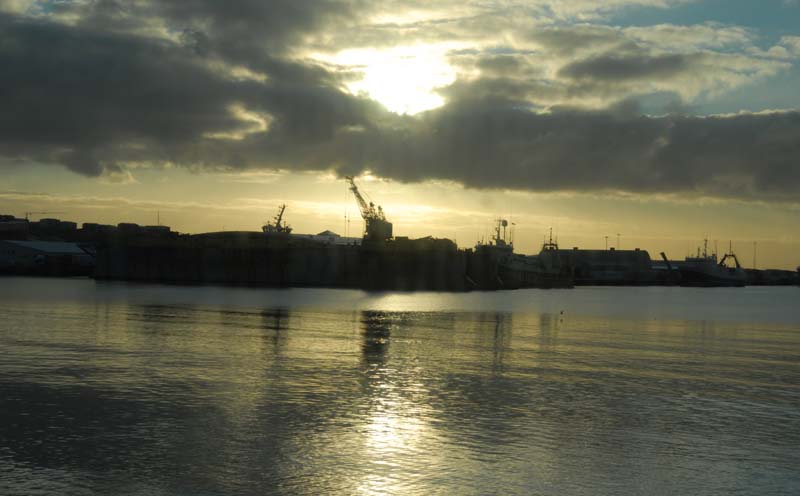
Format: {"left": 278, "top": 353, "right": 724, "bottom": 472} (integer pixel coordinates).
{"left": 0, "top": 240, "right": 94, "bottom": 276}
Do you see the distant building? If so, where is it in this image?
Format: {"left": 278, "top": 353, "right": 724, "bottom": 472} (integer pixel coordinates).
{"left": 36, "top": 218, "right": 77, "bottom": 231}
{"left": 0, "top": 240, "right": 94, "bottom": 275}
{"left": 555, "top": 248, "right": 671, "bottom": 285}
{"left": 144, "top": 225, "right": 172, "bottom": 235}
{"left": 117, "top": 223, "right": 142, "bottom": 234}
{"left": 292, "top": 230, "right": 362, "bottom": 246}
{"left": 82, "top": 223, "right": 117, "bottom": 234}
{"left": 0, "top": 216, "right": 29, "bottom": 239}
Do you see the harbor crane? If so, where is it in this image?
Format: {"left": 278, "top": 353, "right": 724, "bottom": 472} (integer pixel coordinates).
{"left": 345, "top": 176, "right": 393, "bottom": 242}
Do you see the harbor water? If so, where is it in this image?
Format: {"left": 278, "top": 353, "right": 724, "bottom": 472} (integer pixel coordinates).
{"left": 1, "top": 277, "right": 799, "bottom": 495}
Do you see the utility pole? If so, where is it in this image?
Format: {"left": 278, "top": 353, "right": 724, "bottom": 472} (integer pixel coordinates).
{"left": 24, "top": 211, "right": 63, "bottom": 221}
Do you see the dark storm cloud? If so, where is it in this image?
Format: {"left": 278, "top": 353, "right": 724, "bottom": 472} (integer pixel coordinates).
{"left": 0, "top": 7, "right": 379, "bottom": 175}
{"left": 559, "top": 53, "right": 692, "bottom": 81}
{"left": 0, "top": 11, "right": 246, "bottom": 174}
{"left": 47, "top": 0, "right": 357, "bottom": 81}
{"left": 1, "top": 4, "right": 799, "bottom": 203}
{"left": 312, "top": 99, "right": 800, "bottom": 202}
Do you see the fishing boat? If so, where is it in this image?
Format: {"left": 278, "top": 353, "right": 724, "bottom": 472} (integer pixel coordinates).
{"left": 678, "top": 240, "right": 746, "bottom": 287}
{"left": 471, "top": 221, "right": 573, "bottom": 289}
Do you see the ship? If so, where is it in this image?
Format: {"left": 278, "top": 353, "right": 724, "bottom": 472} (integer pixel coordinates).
{"left": 468, "top": 221, "right": 573, "bottom": 289}
{"left": 677, "top": 240, "right": 746, "bottom": 287}
{"left": 262, "top": 204, "right": 292, "bottom": 235}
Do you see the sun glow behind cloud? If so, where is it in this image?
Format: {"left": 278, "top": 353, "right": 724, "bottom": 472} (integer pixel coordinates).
{"left": 320, "top": 44, "right": 462, "bottom": 114}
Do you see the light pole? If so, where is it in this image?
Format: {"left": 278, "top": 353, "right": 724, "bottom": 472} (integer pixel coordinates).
{"left": 616, "top": 233, "right": 620, "bottom": 250}
{"left": 753, "top": 241, "right": 757, "bottom": 269}
{"left": 604, "top": 236, "right": 608, "bottom": 250}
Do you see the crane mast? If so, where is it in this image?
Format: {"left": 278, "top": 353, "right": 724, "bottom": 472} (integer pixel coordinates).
{"left": 345, "top": 176, "right": 392, "bottom": 242}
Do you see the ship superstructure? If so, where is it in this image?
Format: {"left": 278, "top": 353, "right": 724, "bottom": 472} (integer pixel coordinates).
{"left": 262, "top": 204, "right": 292, "bottom": 235}
{"left": 470, "top": 221, "right": 573, "bottom": 289}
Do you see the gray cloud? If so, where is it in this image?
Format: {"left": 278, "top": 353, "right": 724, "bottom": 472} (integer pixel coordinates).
{"left": 558, "top": 54, "right": 692, "bottom": 81}
{"left": 0, "top": 12, "right": 244, "bottom": 173}
{"left": 448, "top": 27, "right": 789, "bottom": 107}
{"left": 1, "top": 3, "right": 799, "bottom": 204}
{"left": 528, "top": 25, "right": 638, "bottom": 56}
{"left": 0, "top": 7, "right": 381, "bottom": 176}
{"left": 320, "top": 101, "right": 800, "bottom": 203}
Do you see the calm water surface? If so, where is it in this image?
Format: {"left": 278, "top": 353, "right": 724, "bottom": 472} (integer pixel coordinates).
{"left": 1, "top": 277, "right": 799, "bottom": 495}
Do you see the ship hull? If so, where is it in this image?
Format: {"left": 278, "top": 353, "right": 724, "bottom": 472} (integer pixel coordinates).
{"left": 678, "top": 267, "right": 746, "bottom": 287}
{"left": 497, "top": 266, "right": 573, "bottom": 289}
{"left": 467, "top": 246, "right": 574, "bottom": 290}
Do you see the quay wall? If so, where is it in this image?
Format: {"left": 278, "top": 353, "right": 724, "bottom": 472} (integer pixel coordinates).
{"left": 94, "top": 233, "right": 468, "bottom": 291}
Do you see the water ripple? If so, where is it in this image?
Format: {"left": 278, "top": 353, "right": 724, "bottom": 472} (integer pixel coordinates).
{"left": 1, "top": 279, "right": 799, "bottom": 495}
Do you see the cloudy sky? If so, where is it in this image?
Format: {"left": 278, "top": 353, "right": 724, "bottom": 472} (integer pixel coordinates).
{"left": 2, "top": 0, "right": 799, "bottom": 268}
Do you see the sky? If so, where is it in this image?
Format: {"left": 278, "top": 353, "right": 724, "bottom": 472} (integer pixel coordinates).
{"left": 1, "top": 0, "right": 799, "bottom": 269}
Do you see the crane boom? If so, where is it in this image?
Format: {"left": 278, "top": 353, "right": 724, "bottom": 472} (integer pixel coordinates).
{"left": 344, "top": 175, "right": 392, "bottom": 242}
{"left": 345, "top": 176, "right": 372, "bottom": 220}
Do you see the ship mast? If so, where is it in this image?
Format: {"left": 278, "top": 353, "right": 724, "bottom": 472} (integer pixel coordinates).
{"left": 542, "top": 227, "right": 559, "bottom": 251}
{"left": 275, "top": 204, "right": 286, "bottom": 229}
{"left": 493, "top": 218, "right": 509, "bottom": 246}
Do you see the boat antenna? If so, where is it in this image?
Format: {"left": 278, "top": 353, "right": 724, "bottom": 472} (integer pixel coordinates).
{"left": 509, "top": 204, "right": 513, "bottom": 240}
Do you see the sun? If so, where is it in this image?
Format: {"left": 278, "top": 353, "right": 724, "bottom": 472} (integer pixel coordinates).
{"left": 320, "top": 44, "right": 460, "bottom": 115}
